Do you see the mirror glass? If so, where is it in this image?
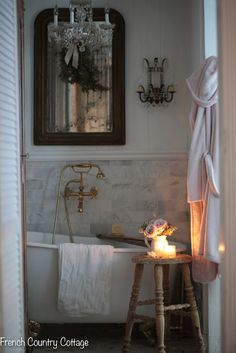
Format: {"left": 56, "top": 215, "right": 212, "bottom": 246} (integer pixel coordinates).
{"left": 34, "top": 8, "right": 125, "bottom": 145}
{"left": 47, "top": 22, "right": 112, "bottom": 134}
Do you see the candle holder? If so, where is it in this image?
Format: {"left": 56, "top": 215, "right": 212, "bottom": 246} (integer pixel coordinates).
{"left": 140, "top": 217, "right": 177, "bottom": 258}
{"left": 48, "top": 1, "right": 115, "bottom": 69}
{"left": 137, "top": 57, "right": 176, "bottom": 106}
{"left": 146, "top": 236, "right": 176, "bottom": 258}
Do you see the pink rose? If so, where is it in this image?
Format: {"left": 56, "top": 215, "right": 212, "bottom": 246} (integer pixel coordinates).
{"left": 144, "top": 218, "right": 168, "bottom": 238}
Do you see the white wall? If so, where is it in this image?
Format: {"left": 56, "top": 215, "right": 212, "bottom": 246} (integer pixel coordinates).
{"left": 24, "top": 0, "right": 203, "bottom": 161}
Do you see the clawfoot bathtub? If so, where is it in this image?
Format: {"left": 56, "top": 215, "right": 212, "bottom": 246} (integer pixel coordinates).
{"left": 27, "top": 231, "right": 186, "bottom": 323}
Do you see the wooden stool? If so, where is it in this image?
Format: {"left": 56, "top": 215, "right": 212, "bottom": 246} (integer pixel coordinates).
{"left": 122, "top": 254, "right": 206, "bottom": 353}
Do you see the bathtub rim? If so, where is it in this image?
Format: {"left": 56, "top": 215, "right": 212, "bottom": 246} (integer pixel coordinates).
{"left": 27, "top": 231, "right": 187, "bottom": 254}
{"left": 27, "top": 241, "right": 148, "bottom": 253}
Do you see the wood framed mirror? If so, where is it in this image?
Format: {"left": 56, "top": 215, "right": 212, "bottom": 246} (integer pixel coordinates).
{"left": 34, "top": 8, "right": 125, "bottom": 145}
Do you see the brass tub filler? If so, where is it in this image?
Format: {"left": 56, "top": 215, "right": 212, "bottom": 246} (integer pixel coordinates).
{"left": 52, "top": 163, "right": 105, "bottom": 244}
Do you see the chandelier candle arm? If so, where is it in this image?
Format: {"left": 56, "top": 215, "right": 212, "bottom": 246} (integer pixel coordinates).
{"left": 70, "top": 5, "right": 75, "bottom": 24}
{"left": 54, "top": 5, "right": 58, "bottom": 26}
{"left": 48, "top": 1, "right": 115, "bottom": 69}
{"left": 105, "top": 8, "right": 110, "bottom": 24}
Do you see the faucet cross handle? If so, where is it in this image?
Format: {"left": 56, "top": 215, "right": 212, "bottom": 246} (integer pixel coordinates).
{"left": 90, "top": 187, "right": 98, "bottom": 199}
{"left": 64, "top": 186, "right": 73, "bottom": 199}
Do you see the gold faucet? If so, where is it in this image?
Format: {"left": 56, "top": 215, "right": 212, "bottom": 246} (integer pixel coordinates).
{"left": 64, "top": 175, "right": 98, "bottom": 213}
{"left": 52, "top": 162, "right": 105, "bottom": 244}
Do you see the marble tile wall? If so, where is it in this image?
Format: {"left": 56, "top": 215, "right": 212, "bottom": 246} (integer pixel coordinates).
{"left": 26, "top": 159, "right": 190, "bottom": 244}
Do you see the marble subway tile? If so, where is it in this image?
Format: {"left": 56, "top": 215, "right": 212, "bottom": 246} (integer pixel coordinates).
{"left": 134, "top": 182, "right": 154, "bottom": 201}
{"left": 158, "top": 200, "right": 179, "bottom": 212}
{"left": 66, "top": 210, "right": 85, "bottom": 223}
{"left": 111, "top": 183, "right": 136, "bottom": 201}
{"left": 171, "top": 222, "right": 191, "bottom": 244}
{"left": 122, "top": 223, "right": 143, "bottom": 237}
{"left": 105, "top": 166, "right": 136, "bottom": 181}
{"left": 157, "top": 199, "right": 188, "bottom": 213}
{"left": 158, "top": 210, "right": 189, "bottom": 224}
{"left": 136, "top": 199, "right": 158, "bottom": 211}
{"left": 95, "top": 180, "right": 112, "bottom": 200}
{"left": 27, "top": 222, "right": 52, "bottom": 234}
{"left": 90, "top": 223, "right": 112, "bottom": 235}
{"left": 111, "top": 201, "right": 135, "bottom": 223}
{"left": 67, "top": 222, "right": 91, "bottom": 236}
{"left": 170, "top": 161, "right": 188, "bottom": 176}
{"left": 129, "top": 210, "right": 154, "bottom": 225}
{"left": 26, "top": 161, "right": 62, "bottom": 180}
{"left": 26, "top": 159, "right": 190, "bottom": 241}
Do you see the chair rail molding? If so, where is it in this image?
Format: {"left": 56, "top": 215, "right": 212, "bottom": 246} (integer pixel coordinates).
{"left": 25, "top": 150, "right": 188, "bottom": 161}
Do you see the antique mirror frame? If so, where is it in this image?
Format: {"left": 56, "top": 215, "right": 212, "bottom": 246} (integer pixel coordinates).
{"left": 34, "top": 8, "right": 125, "bottom": 145}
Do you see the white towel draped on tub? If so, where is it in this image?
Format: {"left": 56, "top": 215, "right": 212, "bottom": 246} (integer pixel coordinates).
{"left": 58, "top": 243, "right": 114, "bottom": 316}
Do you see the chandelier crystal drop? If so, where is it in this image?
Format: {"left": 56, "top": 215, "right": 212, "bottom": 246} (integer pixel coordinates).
{"left": 48, "top": 0, "right": 115, "bottom": 69}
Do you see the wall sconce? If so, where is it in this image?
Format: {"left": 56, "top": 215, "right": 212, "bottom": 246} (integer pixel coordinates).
{"left": 137, "top": 57, "right": 176, "bottom": 106}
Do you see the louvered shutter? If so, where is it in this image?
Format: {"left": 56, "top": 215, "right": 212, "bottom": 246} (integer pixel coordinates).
{"left": 0, "top": 1, "right": 25, "bottom": 352}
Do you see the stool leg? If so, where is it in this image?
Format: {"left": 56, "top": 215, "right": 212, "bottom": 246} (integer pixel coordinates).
{"left": 122, "top": 263, "right": 144, "bottom": 353}
{"left": 154, "top": 264, "right": 166, "bottom": 353}
{"left": 163, "top": 265, "right": 170, "bottom": 341}
{"left": 181, "top": 263, "right": 206, "bottom": 353}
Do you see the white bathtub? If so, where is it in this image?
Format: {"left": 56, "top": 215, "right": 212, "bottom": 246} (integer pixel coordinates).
{"left": 27, "top": 231, "right": 186, "bottom": 323}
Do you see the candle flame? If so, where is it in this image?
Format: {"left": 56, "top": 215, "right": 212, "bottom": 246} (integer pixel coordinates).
{"left": 219, "top": 243, "right": 225, "bottom": 252}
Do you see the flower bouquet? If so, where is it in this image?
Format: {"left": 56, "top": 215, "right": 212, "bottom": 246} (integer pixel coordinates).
{"left": 139, "top": 218, "right": 177, "bottom": 258}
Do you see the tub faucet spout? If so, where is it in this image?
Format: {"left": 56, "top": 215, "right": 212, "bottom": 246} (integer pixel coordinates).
{"left": 78, "top": 195, "right": 83, "bottom": 213}
{"left": 76, "top": 187, "right": 98, "bottom": 213}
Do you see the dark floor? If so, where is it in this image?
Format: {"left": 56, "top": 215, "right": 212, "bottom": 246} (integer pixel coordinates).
{"left": 31, "top": 324, "right": 202, "bottom": 353}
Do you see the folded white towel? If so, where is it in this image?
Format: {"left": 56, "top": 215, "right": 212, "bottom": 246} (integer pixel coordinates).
{"left": 58, "top": 243, "right": 114, "bottom": 316}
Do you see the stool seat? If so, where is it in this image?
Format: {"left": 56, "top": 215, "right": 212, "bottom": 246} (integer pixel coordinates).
{"left": 132, "top": 253, "right": 192, "bottom": 265}
{"left": 122, "top": 254, "right": 206, "bottom": 353}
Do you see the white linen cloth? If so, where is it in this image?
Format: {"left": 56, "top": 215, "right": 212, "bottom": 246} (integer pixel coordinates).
{"left": 186, "top": 56, "right": 220, "bottom": 283}
{"left": 58, "top": 243, "right": 114, "bottom": 316}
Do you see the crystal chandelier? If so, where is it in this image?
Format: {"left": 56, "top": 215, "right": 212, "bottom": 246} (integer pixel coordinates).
{"left": 48, "top": 0, "right": 115, "bottom": 69}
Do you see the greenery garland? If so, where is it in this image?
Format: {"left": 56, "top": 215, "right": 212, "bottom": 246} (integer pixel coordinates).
{"left": 59, "top": 48, "right": 108, "bottom": 92}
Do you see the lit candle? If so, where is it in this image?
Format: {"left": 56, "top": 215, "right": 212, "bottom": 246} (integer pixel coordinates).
{"left": 151, "top": 236, "right": 168, "bottom": 257}
{"left": 219, "top": 242, "right": 225, "bottom": 253}
{"left": 105, "top": 8, "right": 110, "bottom": 25}
{"left": 164, "top": 245, "right": 176, "bottom": 258}
{"left": 54, "top": 5, "right": 58, "bottom": 27}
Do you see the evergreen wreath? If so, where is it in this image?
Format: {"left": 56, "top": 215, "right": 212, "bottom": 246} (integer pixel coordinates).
{"left": 59, "top": 47, "right": 108, "bottom": 92}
